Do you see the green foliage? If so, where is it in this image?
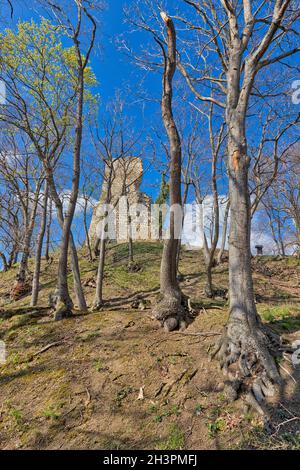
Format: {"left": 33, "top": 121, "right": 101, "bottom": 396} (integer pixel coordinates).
{"left": 155, "top": 174, "right": 169, "bottom": 205}
{"left": 207, "top": 418, "right": 226, "bottom": 438}
{"left": 8, "top": 406, "right": 23, "bottom": 424}
{"left": 43, "top": 405, "right": 61, "bottom": 421}
{"left": 157, "top": 424, "right": 185, "bottom": 450}
{"left": 114, "top": 386, "right": 133, "bottom": 408}
{"left": 151, "top": 404, "right": 181, "bottom": 423}
{"left": 93, "top": 359, "right": 105, "bottom": 372}
{"left": 154, "top": 174, "right": 169, "bottom": 238}
{"left": 195, "top": 403, "right": 204, "bottom": 415}
{"left": 0, "top": 18, "right": 98, "bottom": 145}
{"left": 259, "top": 304, "right": 300, "bottom": 331}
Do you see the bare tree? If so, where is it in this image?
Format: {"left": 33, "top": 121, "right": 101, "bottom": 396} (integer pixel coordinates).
{"left": 250, "top": 113, "right": 300, "bottom": 218}
{"left": 217, "top": 198, "right": 230, "bottom": 264}
{"left": 31, "top": 182, "right": 49, "bottom": 306}
{"left": 90, "top": 99, "right": 147, "bottom": 309}
{"left": 0, "top": 9, "right": 98, "bottom": 317}
{"left": 0, "top": 192, "right": 21, "bottom": 271}
{"left": 194, "top": 105, "right": 225, "bottom": 297}
{"left": 45, "top": 198, "right": 53, "bottom": 263}
{"left": 279, "top": 148, "right": 300, "bottom": 257}
{"left": 39, "top": 1, "right": 97, "bottom": 318}
{"left": 177, "top": 0, "right": 300, "bottom": 410}
{"left": 150, "top": 13, "right": 188, "bottom": 332}
{"left": 0, "top": 133, "right": 44, "bottom": 287}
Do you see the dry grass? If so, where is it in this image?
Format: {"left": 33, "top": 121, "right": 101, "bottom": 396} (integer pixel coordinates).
{"left": 0, "top": 243, "right": 300, "bottom": 449}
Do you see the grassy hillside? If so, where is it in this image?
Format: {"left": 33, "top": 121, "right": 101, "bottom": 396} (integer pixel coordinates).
{"left": 0, "top": 242, "right": 300, "bottom": 450}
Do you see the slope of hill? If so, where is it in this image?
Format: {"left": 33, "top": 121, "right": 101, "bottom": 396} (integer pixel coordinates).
{"left": 0, "top": 243, "right": 300, "bottom": 450}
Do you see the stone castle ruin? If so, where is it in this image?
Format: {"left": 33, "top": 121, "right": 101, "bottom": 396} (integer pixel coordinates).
{"left": 89, "top": 157, "right": 152, "bottom": 243}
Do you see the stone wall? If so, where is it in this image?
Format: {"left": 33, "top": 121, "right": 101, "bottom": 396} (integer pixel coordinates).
{"left": 88, "top": 157, "right": 152, "bottom": 243}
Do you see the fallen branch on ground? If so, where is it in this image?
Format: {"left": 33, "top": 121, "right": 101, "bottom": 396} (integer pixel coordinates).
{"left": 176, "top": 331, "right": 222, "bottom": 337}
{"left": 30, "top": 341, "right": 67, "bottom": 358}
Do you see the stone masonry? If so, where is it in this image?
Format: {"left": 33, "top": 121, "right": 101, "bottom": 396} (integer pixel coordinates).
{"left": 88, "top": 157, "right": 152, "bottom": 243}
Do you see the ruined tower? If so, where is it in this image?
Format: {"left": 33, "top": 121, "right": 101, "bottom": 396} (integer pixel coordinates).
{"left": 88, "top": 157, "right": 152, "bottom": 243}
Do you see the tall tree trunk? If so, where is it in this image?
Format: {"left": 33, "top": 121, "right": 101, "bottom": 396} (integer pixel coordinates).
{"left": 128, "top": 236, "right": 134, "bottom": 264}
{"left": 69, "top": 232, "right": 86, "bottom": 310}
{"left": 8, "top": 242, "right": 19, "bottom": 268}
{"left": 205, "top": 179, "right": 219, "bottom": 296}
{"left": 212, "top": 116, "right": 280, "bottom": 412}
{"left": 93, "top": 168, "right": 114, "bottom": 310}
{"left": 127, "top": 211, "right": 134, "bottom": 266}
{"left": 45, "top": 198, "right": 52, "bottom": 262}
{"left": 152, "top": 13, "right": 186, "bottom": 332}
{"left": 46, "top": 168, "right": 87, "bottom": 317}
{"left": 195, "top": 186, "right": 217, "bottom": 298}
{"left": 217, "top": 200, "right": 230, "bottom": 264}
{"left": 83, "top": 196, "right": 93, "bottom": 262}
{"left": 294, "top": 217, "right": 300, "bottom": 259}
{"left": 211, "top": 13, "right": 283, "bottom": 409}
{"left": 31, "top": 183, "right": 48, "bottom": 306}
{"left": 17, "top": 189, "right": 41, "bottom": 283}
{"left": 277, "top": 218, "right": 286, "bottom": 257}
{"left": 0, "top": 252, "right": 8, "bottom": 272}
{"left": 17, "top": 232, "right": 30, "bottom": 282}
{"left": 93, "top": 235, "right": 106, "bottom": 309}
{"left": 55, "top": 63, "right": 88, "bottom": 319}
{"left": 176, "top": 181, "right": 190, "bottom": 275}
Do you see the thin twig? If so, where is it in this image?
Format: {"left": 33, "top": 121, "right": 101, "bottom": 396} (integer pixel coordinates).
{"left": 279, "top": 363, "right": 297, "bottom": 384}
{"left": 31, "top": 341, "right": 67, "bottom": 358}
{"left": 176, "top": 331, "right": 222, "bottom": 337}
{"left": 85, "top": 387, "right": 91, "bottom": 406}
{"left": 275, "top": 416, "right": 300, "bottom": 433}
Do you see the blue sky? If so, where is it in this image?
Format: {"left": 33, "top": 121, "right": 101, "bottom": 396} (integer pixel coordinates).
{"left": 1, "top": 0, "right": 299, "bottom": 256}
{"left": 98, "top": 0, "right": 163, "bottom": 198}
{"left": 6, "top": 0, "right": 165, "bottom": 197}
{"left": 0, "top": 0, "right": 166, "bottom": 252}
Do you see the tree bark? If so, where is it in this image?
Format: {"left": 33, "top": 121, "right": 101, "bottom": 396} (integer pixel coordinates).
{"left": 55, "top": 67, "right": 86, "bottom": 319}
{"left": 0, "top": 252, "right": 8, "bottom": 272}
{"left": 17, "top": 187, "right": 41, "bottom": 283}
{"left": 211, "top": 3, "right": 286, "bottom": 411}
{"left": 8, "top": 242, "right": 19, "bottom": 268}
{"left": 31, "top": 183, "right": 48, "bottom": 306}
{"left": 46, "top": 168, "right": 87, "bottom": 317}
{"left": 217, "top": 200, "right": 230, "bottom": 264}
{"left": 152, "top": 13, "right": 186, "bottom": 332}
{"left": 93, "top": 234, "right": 106, "bottom": 309}
{"left": 45, "top": 198, "right": 52, "bottom": 262}
{"left": 83, "top": 196, "right": 93, "bottom": 262}
{"left": 212, "top": 106, "right": 280, "bottom": 412}
{"left": 93, "top": 164, "right": 114, "bottom": 310}
{"left": 127, "top": 208, "right": 135, "bottom": 267}
{"left": 176, "top": 177, "right": 190, "bottom": 275}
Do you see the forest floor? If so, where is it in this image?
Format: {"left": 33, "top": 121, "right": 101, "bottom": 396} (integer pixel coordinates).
{"left": 0, "top": 242, "right": 300, "bottom": 450}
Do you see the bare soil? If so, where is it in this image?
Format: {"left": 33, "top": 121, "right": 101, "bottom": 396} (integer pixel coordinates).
{"left": 0, "top": 243, "right": 300, "bottom": 450}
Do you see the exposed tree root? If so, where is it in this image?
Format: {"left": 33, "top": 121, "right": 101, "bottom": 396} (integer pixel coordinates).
{"left": 127, "top": 262, "right": 142, "bottom": 273}
{"left": 54, "top": 300, "right": 73, "bottom": 321}
{"left": 204, "top": 284, "right": 228, "bottom": 300}
{"left": 10, "top": 280, "right": 32, "bottom": 301}
{"left": 210, "top": 318, "right": 283, "bottom": 418}
{"left": 151, "top": 292, "right": 194, "bottom": 332}
{"left": 49, "top": 290, "right": 74, "bottom": 321}
{"left": 91, "top": 301, "right": 104, "bottom": 312}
